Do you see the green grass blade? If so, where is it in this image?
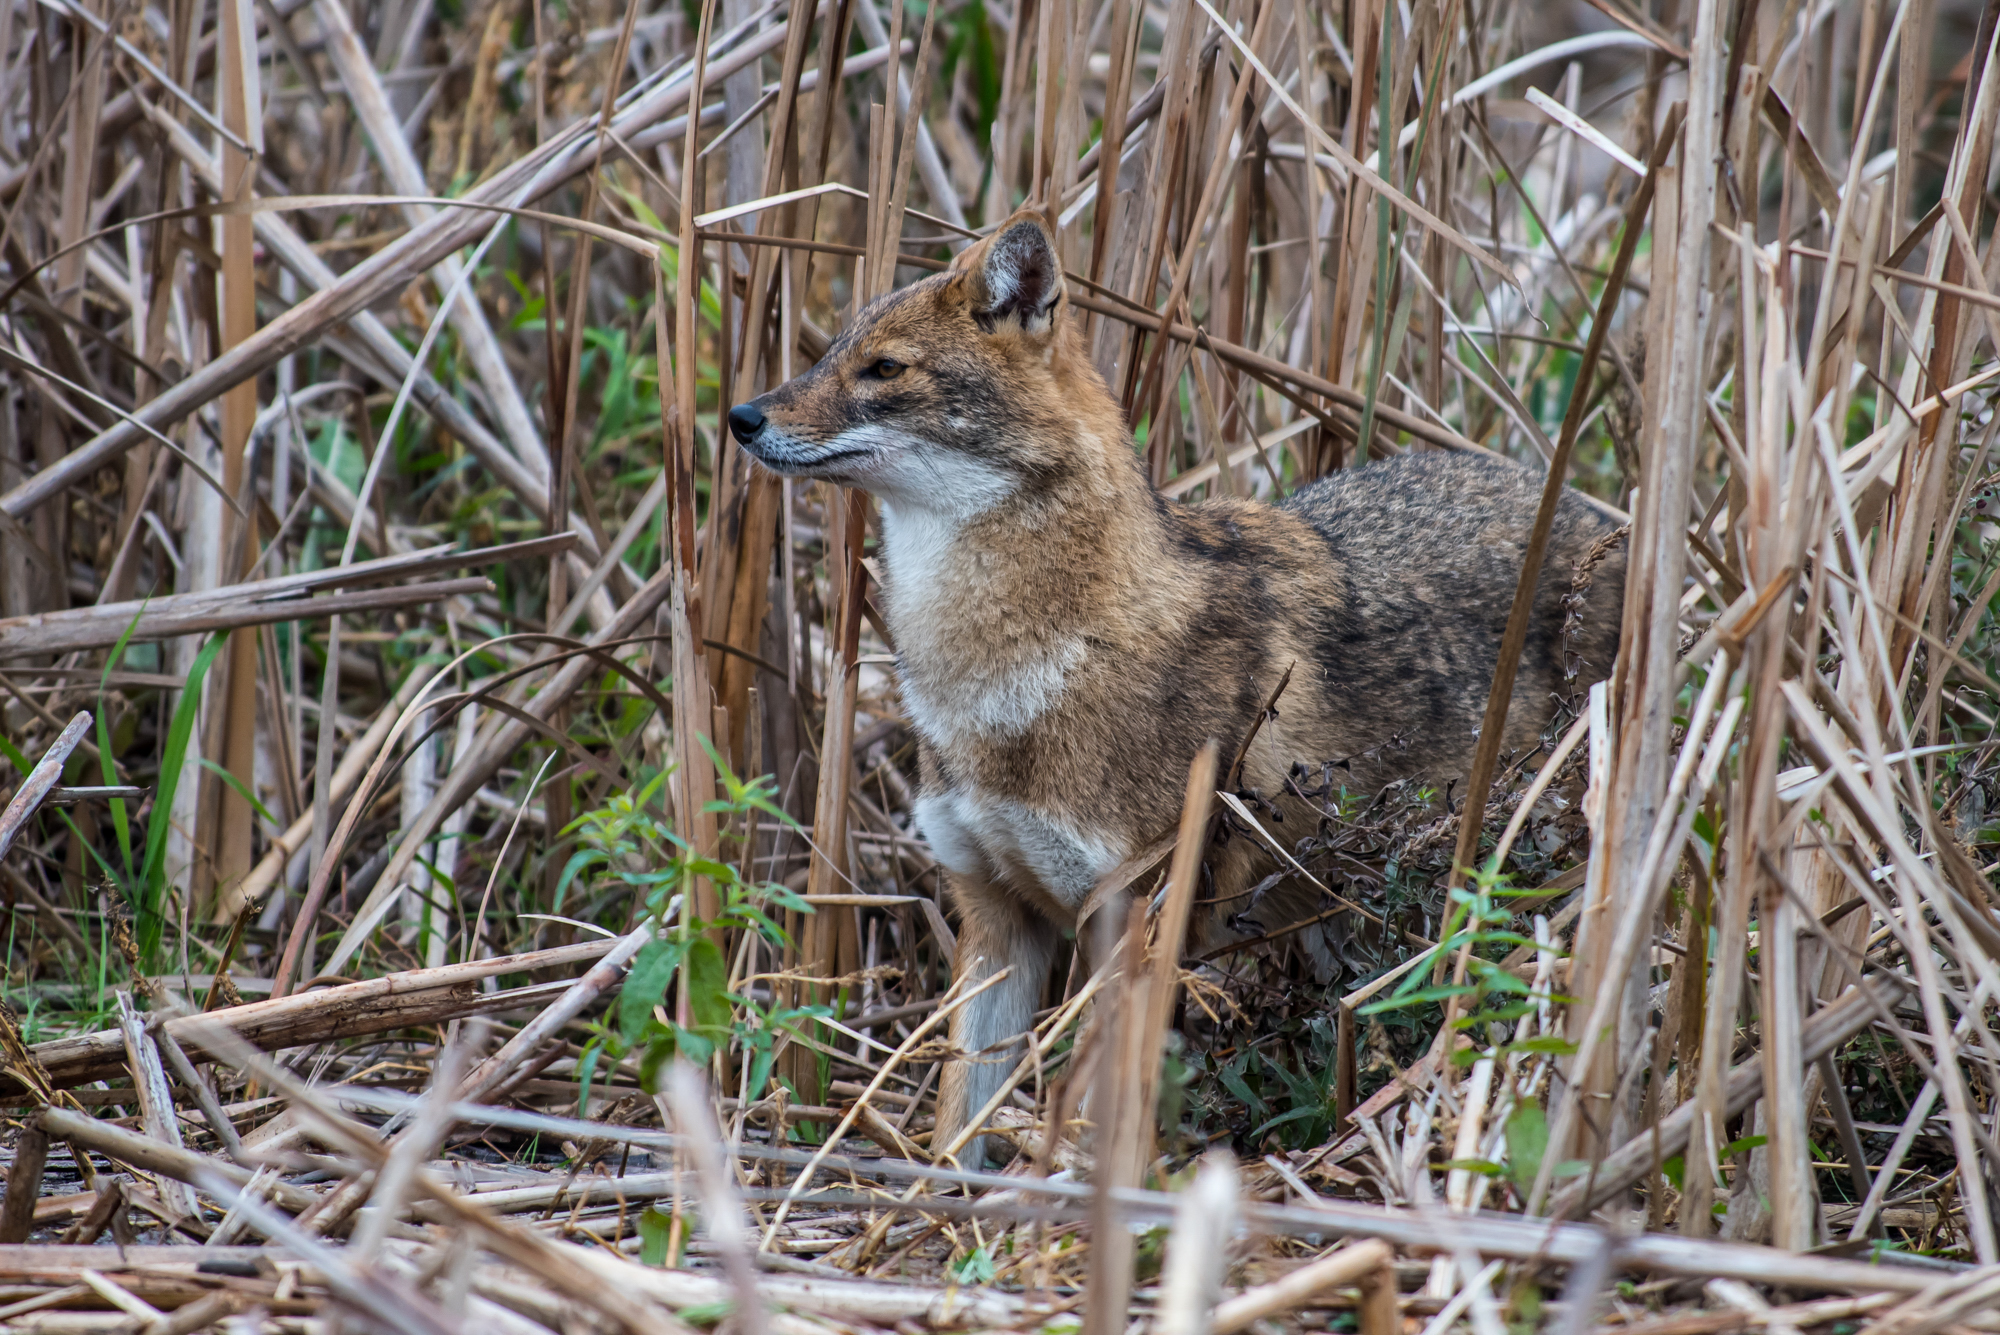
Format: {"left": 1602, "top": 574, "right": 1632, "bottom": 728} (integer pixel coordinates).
{"left": 138, "top": 634, "right": 227, "bottom": 950}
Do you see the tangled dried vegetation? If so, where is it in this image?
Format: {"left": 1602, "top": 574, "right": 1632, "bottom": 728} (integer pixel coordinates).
{"left": 2, "top": 0, "right": 2000, "bottom": 1327}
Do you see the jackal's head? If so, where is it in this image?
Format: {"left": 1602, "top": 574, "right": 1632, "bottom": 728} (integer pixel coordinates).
{"left": 729, "top": 207, "right": 1116, "bottom": 514}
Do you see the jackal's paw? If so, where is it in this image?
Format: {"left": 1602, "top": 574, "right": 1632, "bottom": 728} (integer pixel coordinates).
{"left": 933, "top": 1061, "right": 996, "bottom": 1169}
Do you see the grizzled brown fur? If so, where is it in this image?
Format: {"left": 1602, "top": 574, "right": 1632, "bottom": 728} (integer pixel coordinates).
{"left": 731, "top": 206, "right": 1625, "bottom": 1160}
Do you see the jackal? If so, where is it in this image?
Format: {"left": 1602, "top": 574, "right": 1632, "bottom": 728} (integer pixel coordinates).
{"left": 729, "top": 206, "right": 1624, "bottom": 1160}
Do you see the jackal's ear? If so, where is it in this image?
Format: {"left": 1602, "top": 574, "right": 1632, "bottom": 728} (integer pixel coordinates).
{"left": 960, "top": 208, "right": 1064, "bottom": 337}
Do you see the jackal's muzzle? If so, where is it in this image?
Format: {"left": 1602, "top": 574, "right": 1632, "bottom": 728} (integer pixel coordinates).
{"left": 729, "top": 402, "right": 873, "bottom": 480}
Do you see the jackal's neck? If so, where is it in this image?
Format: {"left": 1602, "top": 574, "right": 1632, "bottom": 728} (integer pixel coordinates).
{"left": 877, "top": 426, "right": 1182, "bottom": 746}
{"left": 878, "top": 431, "right": 1172, "bottom": 621}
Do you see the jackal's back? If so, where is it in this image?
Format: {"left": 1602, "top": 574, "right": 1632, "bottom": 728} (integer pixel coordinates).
{"left": 1277, "top": 450, "right": 1625, "bottom": 789}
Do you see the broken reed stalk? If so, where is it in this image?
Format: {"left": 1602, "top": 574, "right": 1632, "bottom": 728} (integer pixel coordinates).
{"left": 0, "top": 710, "right": 91, "bottom": 861}
{"left": 1157, "top": 1150, "right": 1239, "bottom": 1335}
{"left": 1211, "top": 1238, "right": 1396, "bottom": 1335}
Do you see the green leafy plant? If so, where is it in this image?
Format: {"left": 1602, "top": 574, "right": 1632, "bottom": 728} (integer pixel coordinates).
{"left": 1504, "top": 1102, "right": 1550, "bottom": 1193}
{"left": 571, "top": 743, "right": 827, "bottom": 1110}
{"left": 638, "top": 1205, "right": 677, "bottom": 1266}
{"left": 1179, "top": 1009, "right": 1350, "bottom": 1153}
{"left": 949, "top": 1242, "right": 998, "bottom": 1285}
{"left": 1359, "top": 862, "right": 1575, "bottom": 1066}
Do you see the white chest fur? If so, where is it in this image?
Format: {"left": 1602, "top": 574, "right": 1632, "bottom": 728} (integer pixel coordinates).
{"left": 914, "top": 790, "right": 1122, "bottom": 909}
{"left": 879, "top": 493, "right": 1116, "bottom": 907}
{"left": 879, "top": 500, "right": 1087, "bottom": 747}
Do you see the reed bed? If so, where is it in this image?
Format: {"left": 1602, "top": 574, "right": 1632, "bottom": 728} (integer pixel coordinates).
{"left": 1, "top": 0, "right": 1998, "bottom": 1328}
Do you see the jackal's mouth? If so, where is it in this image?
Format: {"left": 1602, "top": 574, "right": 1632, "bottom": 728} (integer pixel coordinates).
{"left": 740, "top": 431, "right": 874, "bottom": 477}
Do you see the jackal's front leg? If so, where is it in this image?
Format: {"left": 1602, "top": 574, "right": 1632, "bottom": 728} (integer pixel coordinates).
{"left": 934, "top": 874, "right": 1058, "bottom": 1167}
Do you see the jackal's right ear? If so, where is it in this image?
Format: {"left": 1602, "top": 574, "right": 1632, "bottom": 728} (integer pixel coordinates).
{"left": 959, "top": 210, "right": 1064, "bottom": 338}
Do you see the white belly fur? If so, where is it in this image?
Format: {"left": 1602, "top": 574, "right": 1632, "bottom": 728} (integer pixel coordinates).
{"left": 915, "top": 790, "right": 1123, "bottom": 910}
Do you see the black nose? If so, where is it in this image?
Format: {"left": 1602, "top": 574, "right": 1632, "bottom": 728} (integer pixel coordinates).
{"left": 728, "top": 404, "right": 766, "bottom": 444}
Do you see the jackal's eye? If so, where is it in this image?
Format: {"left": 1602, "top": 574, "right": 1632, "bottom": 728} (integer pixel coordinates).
{"left": 867, "top": 358, "right": 905, "bottom": 380}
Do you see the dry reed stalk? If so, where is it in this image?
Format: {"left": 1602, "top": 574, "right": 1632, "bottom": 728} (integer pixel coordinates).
{"left": 454, "top": 917, "right": 657, "bottom": 1103}
{"left": 111, "top": 990, "right": 198, "bottom": 1221}
{"left": 5, "top": 938, "right": 619, "bottom": 1096}
{"left": 35, "top": 1106, "right": 320, "bottom": 1216}
{"left": 1157, "top": 1150, "right": 1240, "bottom": 1335}
{"left": 0, "top": 1125, "right": 47, "bottom": 1242}
{"left": 0, "top": 710, "right": 91, "bottom": 860}
{"left": 1138, "top": 742, "right": 1219, "bottom": 1144}
{"left": 207, "top": 0, "right": 262, "bottom": 909}
{"left": 1083, "top": 896, "right": 1151, "bottom": 1335}
{"left": 1081, "top": 746, "right": 1216, "bottom": 1334}
{"left": 664, "top": 1061, "right": 768, "bottom": 1335}
{"left": 1212, "top": 1238, "right": 1393, "bottom": 1335}
{"left": 0, "top": 576, "right": 492, "bottom": 658}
